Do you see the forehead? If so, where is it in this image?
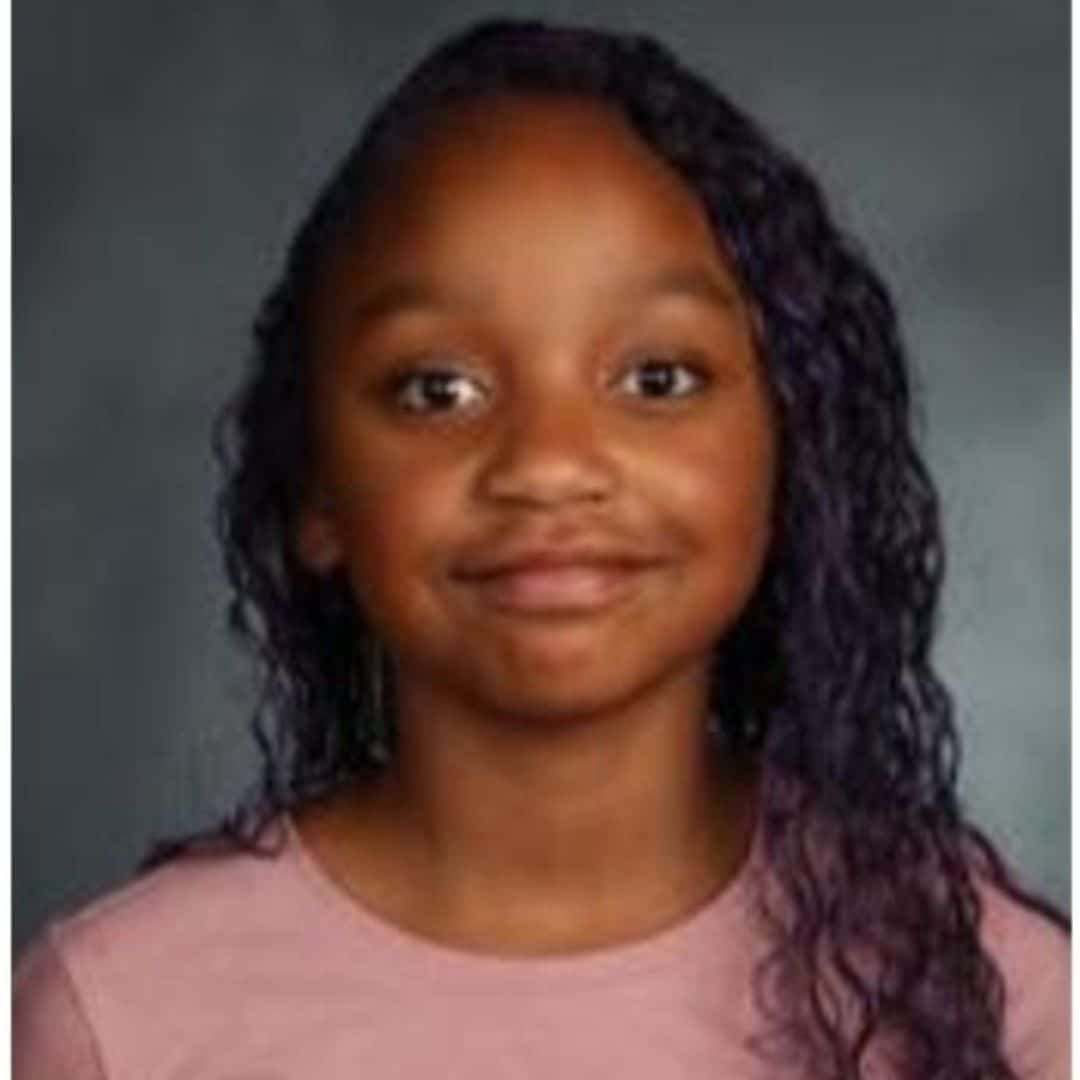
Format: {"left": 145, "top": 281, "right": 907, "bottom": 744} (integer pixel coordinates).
{"left": 380, "top": 94, "right": 693, "bottom": 202}
{"left": 333, "top": 93, "right": 726, "bottom": 280}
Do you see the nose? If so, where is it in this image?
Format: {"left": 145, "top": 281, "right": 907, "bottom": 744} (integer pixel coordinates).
{"left": 475, "top": 389, "right": 621, "bottom": 509}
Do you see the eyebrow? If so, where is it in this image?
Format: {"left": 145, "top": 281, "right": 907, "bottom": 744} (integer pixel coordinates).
{"left": 347, "top": 280, "right": 484, "bottom": 330}
{"left": 621, "top": 265, "right": 740, "bottom": 312}
{"left": 346, "top": 263, "right": 740, "bottom": 333}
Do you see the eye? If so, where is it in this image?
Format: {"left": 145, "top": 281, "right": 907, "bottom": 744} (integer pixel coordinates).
{"left": 388, "top": 366, "right": 489, "bottom": 414}
{"left": 615, "top": 355, "right": 709, "bottom": 400}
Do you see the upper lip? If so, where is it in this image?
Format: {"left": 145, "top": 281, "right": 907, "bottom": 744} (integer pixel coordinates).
{"left": 452, "top": 541, "right": 670, "bottom": 580}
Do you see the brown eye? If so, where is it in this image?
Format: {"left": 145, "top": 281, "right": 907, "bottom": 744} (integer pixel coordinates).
{"left": 389, "top": 368, "right": 489, "bottom": 414}
{"left": 616, "top": 356, "right": 708, "bottom": 399}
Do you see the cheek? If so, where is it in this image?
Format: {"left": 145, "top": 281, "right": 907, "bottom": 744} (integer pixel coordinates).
{"left": 644, "top": 406, "right": 777, "bottom": 557}
{"left": 326, "top": 458, "right": 464, "bottom": 624}
{"left": 662, "top": 416, "right": 777, "bottom": 641}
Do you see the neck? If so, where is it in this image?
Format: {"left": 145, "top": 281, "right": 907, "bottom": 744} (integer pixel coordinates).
{"left": 329, "top": 677, "right": 759, "bottom": 953}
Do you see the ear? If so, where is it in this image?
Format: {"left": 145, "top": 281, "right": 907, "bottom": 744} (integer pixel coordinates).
{"left": 294, "top": 504, "right": 344, "bottom": 575}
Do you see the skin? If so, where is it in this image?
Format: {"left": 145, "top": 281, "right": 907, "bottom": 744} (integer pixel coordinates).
{"left": 294, "top": 94, "right": 777, "bottom": 955}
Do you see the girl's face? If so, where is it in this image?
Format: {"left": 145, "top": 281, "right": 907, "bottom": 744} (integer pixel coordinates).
{"left": 300, "top": 95, "right": 777, "bottom": 722}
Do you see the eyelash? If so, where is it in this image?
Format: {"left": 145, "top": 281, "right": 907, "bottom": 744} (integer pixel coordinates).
{"left": 385, "top": 355, "right": 710, "bottom": 415}
{"left": 386, "top": 366, "right": 490, "bottom": 414}
{"left": 618, "top": 357, "right": 708, "bottom": 399}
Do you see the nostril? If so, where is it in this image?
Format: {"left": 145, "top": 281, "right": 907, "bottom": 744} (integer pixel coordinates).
{"left": 476, "top": 418, "right": 620, "bottom": 508}
{"left": 479, "top": 457, "right": 618, "bottom": 507}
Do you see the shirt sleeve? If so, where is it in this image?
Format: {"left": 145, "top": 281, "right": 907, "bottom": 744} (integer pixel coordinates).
{"left": 986, "top": 889, "right": 1071, "bottom": 1080}
{"left": 13, "top": 927, "right": 109, "bottom": 1080}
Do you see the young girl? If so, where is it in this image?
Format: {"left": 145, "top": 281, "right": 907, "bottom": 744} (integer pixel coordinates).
{"left": 14, "top": 19, "right": 1068, "bottom": 1079}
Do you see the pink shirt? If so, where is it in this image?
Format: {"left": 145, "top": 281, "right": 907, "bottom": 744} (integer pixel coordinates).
{"left": 13, "top": 816, "right": 1069, "bottom": 1078}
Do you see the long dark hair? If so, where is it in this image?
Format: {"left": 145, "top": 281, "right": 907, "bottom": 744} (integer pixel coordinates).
{"left": 197, "top": 19, "right": 1064, "bottom": 1080}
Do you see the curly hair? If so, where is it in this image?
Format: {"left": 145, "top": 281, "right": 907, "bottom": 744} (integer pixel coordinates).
{"left": 199, "top": 19, "right": 1065, "bottom": 1080}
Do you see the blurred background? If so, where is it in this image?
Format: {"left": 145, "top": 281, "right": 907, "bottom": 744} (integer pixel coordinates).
{"left": 14, "top": 0, "right": 1069, "bottom": 951}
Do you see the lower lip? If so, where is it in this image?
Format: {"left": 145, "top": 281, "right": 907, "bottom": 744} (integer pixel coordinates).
{"left": 459, "top": 564, "right": 656, "bottom": 614}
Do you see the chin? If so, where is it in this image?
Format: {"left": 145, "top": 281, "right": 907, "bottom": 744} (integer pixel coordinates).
{"left": 454, "top": 656, "right": 705, "bottom": 728}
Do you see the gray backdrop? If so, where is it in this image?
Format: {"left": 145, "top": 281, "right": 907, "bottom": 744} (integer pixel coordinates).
{"left": 14, "top": 1, "right": 1069, "bottom": 952}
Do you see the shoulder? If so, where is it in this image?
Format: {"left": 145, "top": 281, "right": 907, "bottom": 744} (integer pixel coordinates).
{"left": 976, "top": 873, "right": 1070, "bottom": 1080}
{"left": 48, "top": 830, "right": 295, "bottom": 974}
{"left": 14, "top": 828, "right": 305, "bottom": 1078}
{"left": 14, "top": 927, "right": 107, "bottom": 1079}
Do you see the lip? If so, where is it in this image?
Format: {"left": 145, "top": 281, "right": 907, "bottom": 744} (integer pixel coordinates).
{"left": 451, "top": 545, "right": 669, "bottom": 615}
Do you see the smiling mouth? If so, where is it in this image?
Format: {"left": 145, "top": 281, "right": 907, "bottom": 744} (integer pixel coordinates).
{"left": 455, "top": 562, "right": 660, "bottom": 615}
